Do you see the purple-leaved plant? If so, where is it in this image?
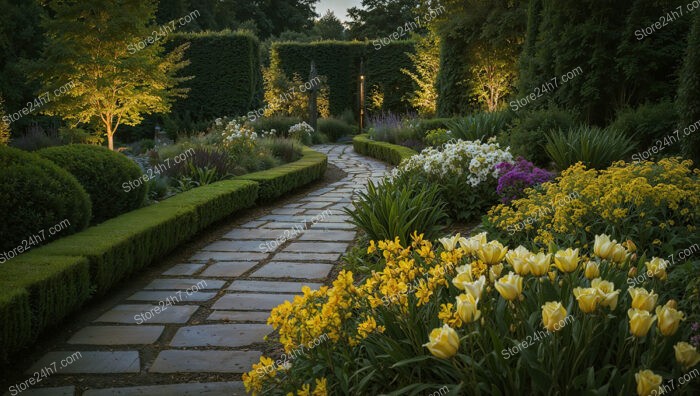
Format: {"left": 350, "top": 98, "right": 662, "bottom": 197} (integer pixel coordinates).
{"left": 496, "top": 157, "right": 553, "bottom": 204}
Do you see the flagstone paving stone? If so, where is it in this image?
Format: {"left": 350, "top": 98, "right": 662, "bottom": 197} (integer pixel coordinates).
{"left": 68, "top": 326, "right": 164, "bottom": 345}
{"left": 29, "top": 351, "right": 140, "bottom": 374}
{"left": 226, "top": 280, "right": 323, "bottom": 293}
{"left": 94, "top": 304, "right": 198, "bottom": 324}
{"left": 83, "top": 382, "right": 246, "bottom": 396}
{"left": 170, "top": 324, "right": 273, "bottom": 347}
{"left": 206, "top": 311, "right": 272, "bottom": 322}
{"left": 211, "top": 293, "right": 296, "bottom": 311}
{"left": 250, "top": 262, "right": 334, "bottom": 279}
{"left": 21, "top": 145, "right": 388, "bottom": 391}
{"left": 149, "top": 350, "right": 261, "bottom": 373}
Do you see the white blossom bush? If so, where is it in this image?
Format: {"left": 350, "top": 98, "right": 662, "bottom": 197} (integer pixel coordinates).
{"left": 392, "top": 138, "right": 514, "bottom": 221}
{"left": 288, "top": 121, "right": 314, "bottom": 142}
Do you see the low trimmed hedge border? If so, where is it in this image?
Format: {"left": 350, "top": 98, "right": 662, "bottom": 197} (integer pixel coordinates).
{"left": 235, "top": 147, "right": 328, "bottom": 201}
{"left": 352, "top": 134, "right": 417, "bottom": 165}
{"left": 0, "top": 147, "right": 327, "bottom": 363}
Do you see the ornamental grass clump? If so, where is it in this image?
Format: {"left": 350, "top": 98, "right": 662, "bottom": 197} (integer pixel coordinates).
{"left": 244, "top": 232, "right": 699, "bottom": 395}
{"left": 485, "top": 158, "right": 700, "bottom": 256}
{"left": 393, "top": 138, "right": 513, "bottom": 221}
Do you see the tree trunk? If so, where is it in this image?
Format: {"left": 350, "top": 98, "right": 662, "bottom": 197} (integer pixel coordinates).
{"left": 106, "top": 122, "right": 114, "bottom": 150}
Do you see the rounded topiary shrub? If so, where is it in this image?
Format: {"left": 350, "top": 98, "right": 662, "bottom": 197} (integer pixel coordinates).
{"left": 39, "top": 144, "right": 146, "bottom": 224}
{"left": 0, "top": 146, "right": 91, "bottom": 252}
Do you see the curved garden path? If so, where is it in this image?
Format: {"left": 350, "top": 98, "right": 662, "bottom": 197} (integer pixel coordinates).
{"left": 16, "top": 145, "right": 388, "bottom": 396}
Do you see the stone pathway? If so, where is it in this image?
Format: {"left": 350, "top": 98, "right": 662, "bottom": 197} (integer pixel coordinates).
{"left": 15, "top": 145, "right": 387, "bottom": 396}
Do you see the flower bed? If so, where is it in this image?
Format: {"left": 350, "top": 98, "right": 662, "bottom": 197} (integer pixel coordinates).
{"left": 245, "top": 233, "right": 700, "bottom": 395}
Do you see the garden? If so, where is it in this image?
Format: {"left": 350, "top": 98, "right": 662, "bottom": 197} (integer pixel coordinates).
{"left": 1, "top": 0, "right": 700, "bottom": 395}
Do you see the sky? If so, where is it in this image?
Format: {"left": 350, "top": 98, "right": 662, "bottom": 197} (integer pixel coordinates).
{"left": 316, "top": 0, "right": 363, "bottom": 22}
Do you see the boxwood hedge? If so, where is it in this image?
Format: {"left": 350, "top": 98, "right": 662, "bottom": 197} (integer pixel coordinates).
{"left": 352, "top": 134, "right": 417, "bottom": 165}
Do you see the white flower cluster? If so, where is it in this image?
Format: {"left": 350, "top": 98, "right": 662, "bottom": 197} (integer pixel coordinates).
{"left": 288, "top": 121, "right": 314, "bottom": 139}
{"left": 219, "top": 118, "right": 257, "bottom": 143}
{"left": 260, "top": 129, "right": 277, "bottom": 138}
{"left": 393, "top": 138, "right": 514, "bottom": 187}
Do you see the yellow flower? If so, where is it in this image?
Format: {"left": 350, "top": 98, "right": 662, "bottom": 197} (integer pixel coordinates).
{"left": 610, "top": 243, "right": 628, "bottom": 264}
{"left": 594, "top": 234, "right": 616, "bottom": 260}
{"left": 655, "top": 302, "right": 684, "bottom": 336}
{"left": 628, "top": 308, "right": 656, "bottom": 337}
{"left": 623, "top": 239, "right": 637, "bottom": 253}
{"left": 478, "top": 240, "right": 508, "bottom": 265}
{"left": 674, "top": 342, "right": 700, "bottom": 369}
{"left": 506, "top": 246, "right": 531, "bottom": 275}
{"left": 527, "top": 252, "right": 551, "bottom": 277}
{"left": 461, "top": 275, "right": 486, "bottom": 300}
{"left": 460, "top": 232, "right": 487, "bottom": 255}
{"left": 573, "top": 287, "right": 601, "bottom": 313}
{"left": 635, "top": 370, "right": 663, "bottom": 396}
{"left": 439, "top": 234, "right": 465, "bottom": 252}
{"left": 495, "top": 272, "right": 523, "bottom": 301}
{"left": 489, "top": 263, "right": 504, "bottom": 283}
{"left": 455, "top": 293, "right": 481, "bottom": 323}
{"left": 356, "top": 315, "right": 379, "bottom": 340}
{"left": 591, "top": 278, "right": 620, "bottom": 310}
{"left": 584, "top": 261, "right": 600, "bottom": 280}
{"left": 423, "top": 324, "right": 460, "bottom": 359}
{"left": 312, "top": 377, "right": 327, "bottom": 396}
{"left": 645, "top": 257, "right": 669, "bottom": 280}
{"left": 547, "top": 271, "right": 557, "bottom": 283}
{"left": 628, "top": 288, "right": 658, "bottom": 312}
{"left": 554, "top": 248, "right": 580, "bottom": 273}
{"left": 367, "top": 240, "right": 377, "bottom": 254}
{"left": 451, "top": 270, "right": 473, "bottom": 290}
{"left": 541, "top": 301, "right": 567, "bottom": 332}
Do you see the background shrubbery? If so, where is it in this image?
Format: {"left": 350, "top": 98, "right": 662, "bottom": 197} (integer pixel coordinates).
{"left": 0, "top": 146, "right": 91, "bottom": 252}
{"left": 39, "top": 145, "right": 146, "bottom": 224}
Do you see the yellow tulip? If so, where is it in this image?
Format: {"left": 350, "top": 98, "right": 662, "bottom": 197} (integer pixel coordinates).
{"left": 645, "top": 257, "right": 669, "bottom": 280}
{"left": 451, "top": 270, "right": 473, "bottom": 291}
{"left": 547, "top": 271, "right": 557, "bottom": 283}
{"left": 573, "top": 287, "right": 601, "bottom": 313}
{"left": 439, "top": 234, "right": 464, "bottom": 252}
{"left": 455, "top": 294, "right": 481, "bottom": 323}
{"left": 623, "top": 239, "right": 637, "bottom": 253}
{"left": 594, "top": 234, "right": 616, "bottom": 260}
{"left": 554, "top": 248, "right": 579, "bottom": 273}
{"left": 656, "top": 302, "right": 684, "bottom": 336}
{"left": 478, "top": 240, "right": 508, "bottom": 265}
{"left": 610, "top": 243, "right": 628, "bottom": 264}
{"left": 506, "top": 246, "right": 531, "bottom": 275}
{"left": 541, "top": 301, "right": 567, "bottom": 332}
{"left": 584, "top": 261, "right": 600, "bottom": 279}
{"left": 674, "top": 342, "right": 700, "bottom": 369}
{"left": 628, "top": 288, "right": 658, "bottom": 312}
{"left": 495, "top": 272, "right": 523, "bottom": 301}
{"left": 527, "top": 252, "right": 551, "bottom": 277}
{"left": 461, "top": 275, "right": 486, "bottom": 300}
{"left": 489, "top": 263, "right": 504, "bottom": 283}
{"left": 635, "top": 370, "right": 663, "bottom": 396}
{"left": 460, "top": 232, "right": 487, "bottom": 255}
{"left": 591, "top": 278, "right": 620, "bottom": 310}
{"left": 628, "top": 308, "right": 656, "bottom": 337}
{"left": 423, "top": 324, "right": 460, "bottom": 359}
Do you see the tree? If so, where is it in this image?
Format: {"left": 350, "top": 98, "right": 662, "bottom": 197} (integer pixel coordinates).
{"left": 314, "top": 10, "right": 346, "bottom": 40}
{"left": 348, "top": 0, "right": 423, "bottom": 40}
{"left": 31, "top": 0, "right": 190, "bottom": 150}
{"left": 0, "top": 94, "right": 10, "bottom": 145}
{"left": 677, "top": 10, "right": 700, "bottom": 166}
{"left": 0, "top": 0, "right": 45, "bottom": 115}
{"left": 401, "top": 30, "right": 440, "bottom": 116}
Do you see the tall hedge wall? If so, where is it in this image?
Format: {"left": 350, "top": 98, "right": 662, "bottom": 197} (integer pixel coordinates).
{"left": 169, "top": 31, "right": 263, "bottom": 122}
{"left": 270, "top": 40, "right": 416, "bottom": 116}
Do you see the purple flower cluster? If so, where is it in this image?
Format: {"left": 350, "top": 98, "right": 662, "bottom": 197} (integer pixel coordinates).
{"left": 496, "top": 157, "right": 553, "bottom": 204}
